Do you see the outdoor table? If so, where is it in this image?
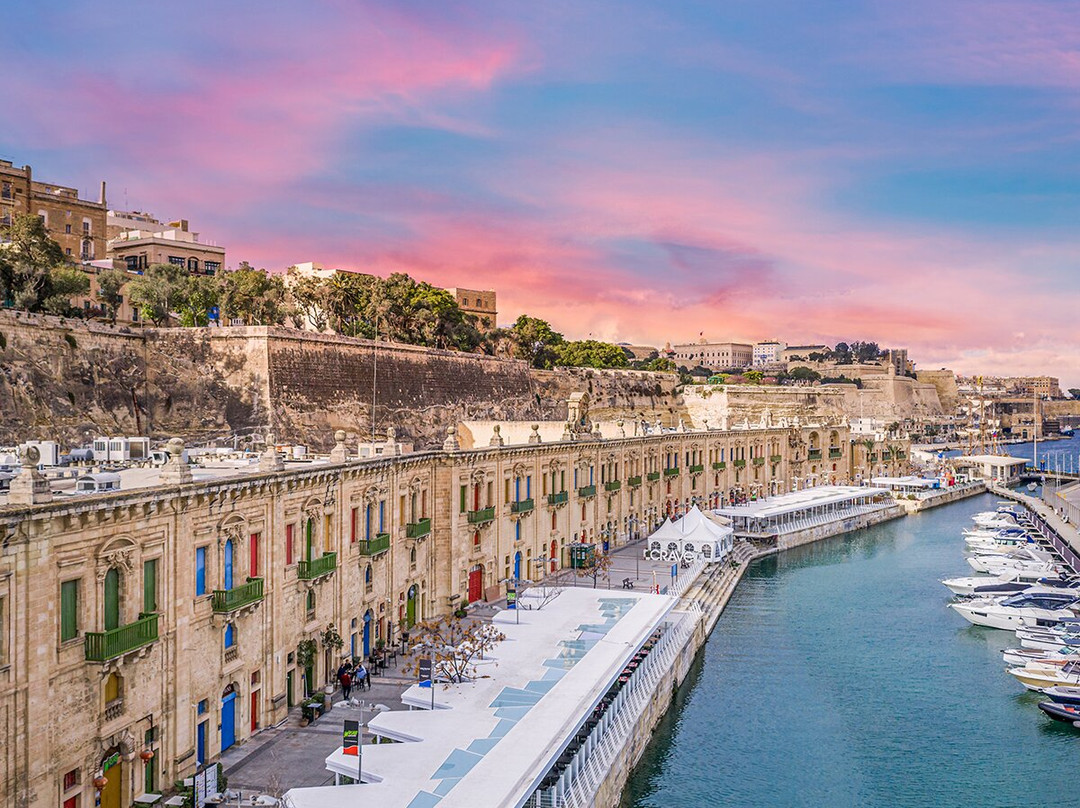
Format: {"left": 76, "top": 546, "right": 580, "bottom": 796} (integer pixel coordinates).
{"left": 163, "top": 799, "right": 185, "bottom": 807}
{"left": 133, "top": 794, "right": 162, "bottom": 806}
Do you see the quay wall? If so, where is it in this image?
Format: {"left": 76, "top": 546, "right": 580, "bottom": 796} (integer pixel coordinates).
{"left": 898, "top": 481, "right": 987, "bottom": 513}
{"left": 773, "top": 505, "right": 905, "bottom": 553}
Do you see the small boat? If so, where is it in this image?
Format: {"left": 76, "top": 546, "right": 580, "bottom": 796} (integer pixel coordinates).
{"left": 1038, "top": 701, "right": 1080, "bottom": 725}
{"left": 942, "top": 574, "right": 1029, "bottom": 597}
{"left": 1042, "top": 685, "right": 1080, "bottom": 706}
{"left": 950, "top": 592, "right": 1080, "bottom": 630}
{"left": 1027, "top": 482, "right": 1038, "bottom": 492}
{"left": 1002, "top": 646, "right": 1080, "bottom": 666}
{"left": 1008, "top": 660, "right": 1080, "bottom": 691}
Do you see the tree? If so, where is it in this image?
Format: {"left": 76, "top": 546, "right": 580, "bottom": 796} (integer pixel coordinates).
{"left": 575, "top": 548, "right": 614, "bottom": 589}
{"left": 743, "top": 370, "right": 764, "bottom": 383}
{"left": 287, "top": 273, "right": 331, "bottom": 332}
{"left": 219, "top": 263, "right": 287, "bottom": 325}
{"left": 833, "top": 342, "right": 851, "bottom": 363}
{"left": 0, "top": 213, "right": 67, "bottom": 311}
{"left": 634, "top": 356, "right": 676, "bottom": 372}
{"left": 41, "top": 264, "right": 90, "bottom": 315}
{"left": 126, "top": 263, "right": 191, "bottom": 326}
{"left": 175, "top": 273, "right": 219, "bottom": 327}
{"left": 789, "top": 366, "right": 821, "bottom": 383}
{"left": 403, "top": 613, "right": 506, "bottom": 684}
{"left": 96, "top": 268, "right": 128, "bottom": 322}
{"left": 554, "top": 339, "right": 628, "bottom": 369}
{"left": 509, "top": 314, "right": 564, "bottom": 368}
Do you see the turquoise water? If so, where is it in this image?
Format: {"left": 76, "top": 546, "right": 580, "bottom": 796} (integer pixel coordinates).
{"left": 621, "top": 494, "right": 1079, "bottom": 808}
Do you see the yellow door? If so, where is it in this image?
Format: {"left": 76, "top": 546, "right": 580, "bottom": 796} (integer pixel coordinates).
{"left": 100, "top": 761, "right": 122, "bottom": 808}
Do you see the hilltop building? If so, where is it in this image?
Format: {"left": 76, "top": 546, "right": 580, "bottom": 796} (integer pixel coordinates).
{"left": 0, "top": 158, "right": 107, "bottom": 261}
{"left": 672, "top": 339, "right": 752, "bottom": 370}
{"left": 107, "top": 215, "right": 225, "bottom": 276}
{"left": 752, "top": 340, "right": 787, "bottom": 367}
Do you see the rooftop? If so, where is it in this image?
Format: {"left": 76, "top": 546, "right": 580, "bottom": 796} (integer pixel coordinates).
{"left": 716, "top": 485, "right": 890, "bottom": 519}
{"left": 285, "top": 587, "right": 677, "bottom": 808}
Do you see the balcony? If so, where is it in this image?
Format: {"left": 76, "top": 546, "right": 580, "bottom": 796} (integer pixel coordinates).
{"left": 510, "top": 498, "right": 534, "bottom": 514}
{"left": 733, "top": 459, "right": 746, "bottom": 469}
{"left": 85, "top": 613, "right": 158, "bottom": 662}
{"left": 604, "top": 480, "right": 621, "bottom": 492}
{"left": 689, "top": 464, "right": 704, "bottom": 475}
{"left": 829, "top": 448, "right": 842, "bottom": 459}
{"left": 752, "top": 457, "right": 765, "bottom": 466}
{"left": 869, "top": 453, "right": 879, "bottom": 462}
{"left": 808, "top": 449, "right": 822, "bottom": 461}
{"left": 577, "top": 485, "right": 597, "bottom": 499}
{"left": 712, "top": 461, "right": 726, "bottom": 471}
{"left": 298, "top": 551, "right": 339, "bottom": 578}
{"left": 212, "top": 578, "right": 264, "bottom": 613}
{"left": 547, "top": 491, "right": 568, "bottom": 506}
{"left": 646, "top": 471, "right": 661, "bottom": 482}
{"left": 467, "top": 506, "right": 496, "bottom": 525}
{"left": 663, "top": 467, "right": 680, "bottom": 478}
{"left": 628, "top": 475, "right": 642, "bottom": 487}
{"left": 770, "top": 454, "right": 782, "bottom": 464}
{"left": 406, "top": 518, "right": 431, "bottom": 539}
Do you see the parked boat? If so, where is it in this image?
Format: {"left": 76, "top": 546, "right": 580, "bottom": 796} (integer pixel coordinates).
{"left": 1008, "top": 660, "right": 1080, "bottom": 691}
{"left": 942, "top": 574, "right": 1030, "bottom": 597}
{"left": 1038, "top": 701, "right": 1080, "bottom": 725}
{"left": 1042, "top": 685, "right": 1080, "bottom": 706}
{"left": 950, "top": 592, "right": 1080, "bottom": 631}
{"left": 1002, "top": 646, "right": 1080, "bottom": 666}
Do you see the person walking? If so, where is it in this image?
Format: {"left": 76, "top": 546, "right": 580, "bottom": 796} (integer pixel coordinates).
{"left": 355, "top": 662, "right": 369, "bottom": 691}
{"left": 340, "top": 669, "right": 352, "bottom": 701}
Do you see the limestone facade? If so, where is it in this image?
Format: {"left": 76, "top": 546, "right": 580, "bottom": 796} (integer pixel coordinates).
{"left": 0, "top": 424, "right": 909, "bottom": 807}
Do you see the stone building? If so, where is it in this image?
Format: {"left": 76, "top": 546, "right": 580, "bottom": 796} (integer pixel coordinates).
{"left": 0, "top": 159, "right": 107, "bottom": 261}
{"left": 0, "top": 419, "right": 908, "bottom": 808}
{"left": 107, "top": 218, "right": 225, "bottom": 276}
{"left": 445, "top": 287, "right": 497, "bottom": 331}
{"left": 671, "top": 339, "right": 752, "bottom": 370}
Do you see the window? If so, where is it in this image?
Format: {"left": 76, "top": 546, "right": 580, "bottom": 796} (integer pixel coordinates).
{"left": 63, "top": 768, "right": 80, "bottom": 791}
{"left": 460, "top": 485, "right": 466, "bottom": 513}
{"left": 143, "top": 559, "right": 157, "bottom": 613}
{"left": 125, "top": 255, "right": 139, "bottom": 271}
{"left": 187, "top": 257, "right": 199, "bottom": 272}
{"left": 0, "top": 182, "right": 10, "bottom": 200}
{"left": 82, "top": 219, "right": 91, "bottom": 234}
{"left": 195, "top": 547, "right": 207, "bottom": 596}
{"left": 224, "top": 623, "right": 235, "bottom": 648}
{"left": 64, "top": 223, "right": 72, "bottom": 234}
{"left": 60, "top": 580, "right": 79, "bottom": 641}
{"left": 306, "top": 590, "right": 316, "bottom": 619}
{"left": 168, "top": 256, "right": 185, "bottom": 267}
{"left": 350, "top": 508, "right": 358, "bottom": 543}
{"left": 204, "top": 261, "right": 220, "bottom": 274}
{"left": 285, "top": 524, "right": 294, "bottom": 565}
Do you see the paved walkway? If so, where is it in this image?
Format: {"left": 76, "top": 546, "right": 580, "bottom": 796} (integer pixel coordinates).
{"left": 220, "top": 672, "right": 413, "bottom": 797}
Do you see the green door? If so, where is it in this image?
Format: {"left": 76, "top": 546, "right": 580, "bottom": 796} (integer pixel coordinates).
{"left": 406, "top": 586, "right": 417, "bottom": 628}
{"left": 104, "top": 568, "right": 120, "bottom": 631}
{"left": 143, "top": 559, "right": 157, "bottom": 614}
{"left": 305, "top": 519, "right": 314, "bottom": 562}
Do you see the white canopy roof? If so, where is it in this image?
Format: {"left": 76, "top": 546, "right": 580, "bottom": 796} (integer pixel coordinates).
{"left": 716, "top": 485, "right": 889, "bottom": 520}
{"left": 649, "top": 506, "right": 733, "bottom": 544}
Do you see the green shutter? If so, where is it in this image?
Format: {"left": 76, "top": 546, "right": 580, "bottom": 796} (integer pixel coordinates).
{"left": 60, "top": 580, "right": 78, "bottom": 641}
{"left": 143, "top": 559, "right": 157, "bottom": 614}
{"left": 460, "top": 485, "right": 466, "bottom": 513}
{"left": 104, "top": 569, "right": 120, "bottom": 631}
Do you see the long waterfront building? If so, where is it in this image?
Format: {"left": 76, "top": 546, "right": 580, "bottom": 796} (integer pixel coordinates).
{"left": 0, "top": 421, "right": 908, "bottom": 808}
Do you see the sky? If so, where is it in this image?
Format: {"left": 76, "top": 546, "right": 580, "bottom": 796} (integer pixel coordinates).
{"left": 3, "top": 0, "right": 1080, "bottom": 386}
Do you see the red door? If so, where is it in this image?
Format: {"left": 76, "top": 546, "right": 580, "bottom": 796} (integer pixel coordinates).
{"left": 468, "top": 566, "right": 483, "bottom": 603}
{"left": 550, "top": 541, "right": 558, "bottom": 572}
{"left": 251, "top": 691, "right": 258, "bottom": 732}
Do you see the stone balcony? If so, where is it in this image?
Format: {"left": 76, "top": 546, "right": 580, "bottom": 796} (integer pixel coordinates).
{"left": 467, "top": 506, "right": 496, "bottom": 525}
{"left": 299, "top": 551, "right": 339, "bottom": 578}
{"left": 604, "top": 480, "right": 621, "bottom": 492}
{"left": 406, "top": 518, "right": 431, "bottom": 539}
{"left": 577, "top": 485, "right": 597, "bottom": 499}
{"left": 510, "top": 498, "right": 534, "bottom": 514}
{"left": 547, "top": 490, "right": 569, "bottom": 506}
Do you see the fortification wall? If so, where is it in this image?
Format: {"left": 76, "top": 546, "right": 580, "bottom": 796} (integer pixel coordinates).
{"left": 0, "top": 314, "right": 680, "bottom": 451}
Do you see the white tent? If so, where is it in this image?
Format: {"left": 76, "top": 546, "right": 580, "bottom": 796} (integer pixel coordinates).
{"left": 645, "top": 506, "right": 734, "bottom": 563}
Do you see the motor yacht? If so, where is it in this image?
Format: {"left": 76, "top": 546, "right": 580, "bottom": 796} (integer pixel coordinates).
{"left": 942, "top": 574, "right": 1030, "bottom": 597}
{"left": 1002, "top": 646, "right": 1080, "bottom": 666}
{"left": 966, "top": 547, "right": 1063, "bottom": 576}
{"left": 950, "top": 592, "right": 1080, "bottom": 631}
{"left": 1042, "top": 685, "right": 1080, "bottom": 706}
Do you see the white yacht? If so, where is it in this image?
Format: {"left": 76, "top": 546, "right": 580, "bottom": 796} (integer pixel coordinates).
{"left": 950, "top": 592, "right": 1080, "bottom": 630}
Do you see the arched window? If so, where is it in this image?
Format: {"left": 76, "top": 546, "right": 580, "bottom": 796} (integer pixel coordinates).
{"left": 364, "top": 564, "right": 372, "bottom": 585}
{"left": 104, "top": 568, "right": 120, "bottom": 631}
{"left": 306, "top": 590, "right": 316, "bottom": 617}
{"left": 409, "top": 547, "right": 417, "bottom": 567}
{"left": 702, "top": 544, "right": 712, "bottom": 558}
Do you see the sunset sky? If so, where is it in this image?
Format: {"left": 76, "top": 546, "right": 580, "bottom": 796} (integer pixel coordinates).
{"left": 5, "top": 1, "right": 1080, "bottom": 384}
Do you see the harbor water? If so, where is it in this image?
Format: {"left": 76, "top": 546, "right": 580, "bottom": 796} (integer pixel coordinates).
{"left": 621, "top": 493, "right": 1078, "bottom": 808}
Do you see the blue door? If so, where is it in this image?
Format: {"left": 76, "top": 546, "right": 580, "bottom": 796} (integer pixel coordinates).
{"left": 224, "top": 540, "right": 234, "bottom": 591}
{"left": 196, "top": 721, "right": 206, "bottom": 766}
{"left": 221, "top": 692, "right": 237, "bottom": 752}
{"left": 513, "top": 552, "right": 522, "bottom": 580}
{"left": 363, "top": 612, "right": 372, "bottom": 657}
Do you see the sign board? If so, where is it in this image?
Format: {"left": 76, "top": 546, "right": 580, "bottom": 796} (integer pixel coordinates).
{"left": 418, "top": 657, "right": 433, "bottom": 688}
{"left": 343, "top": 719, "right": 360, "bottom": 756}
{"left": 506, "top": 587, "right": 517, "bottom": 610}
{"left": 193, "top": 767, "right": 207, "bottom": 808}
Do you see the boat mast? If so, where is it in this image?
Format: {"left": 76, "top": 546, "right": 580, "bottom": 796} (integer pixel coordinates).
{"left": 1033, "top": 386, "right": 1039, "bottom": 471}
